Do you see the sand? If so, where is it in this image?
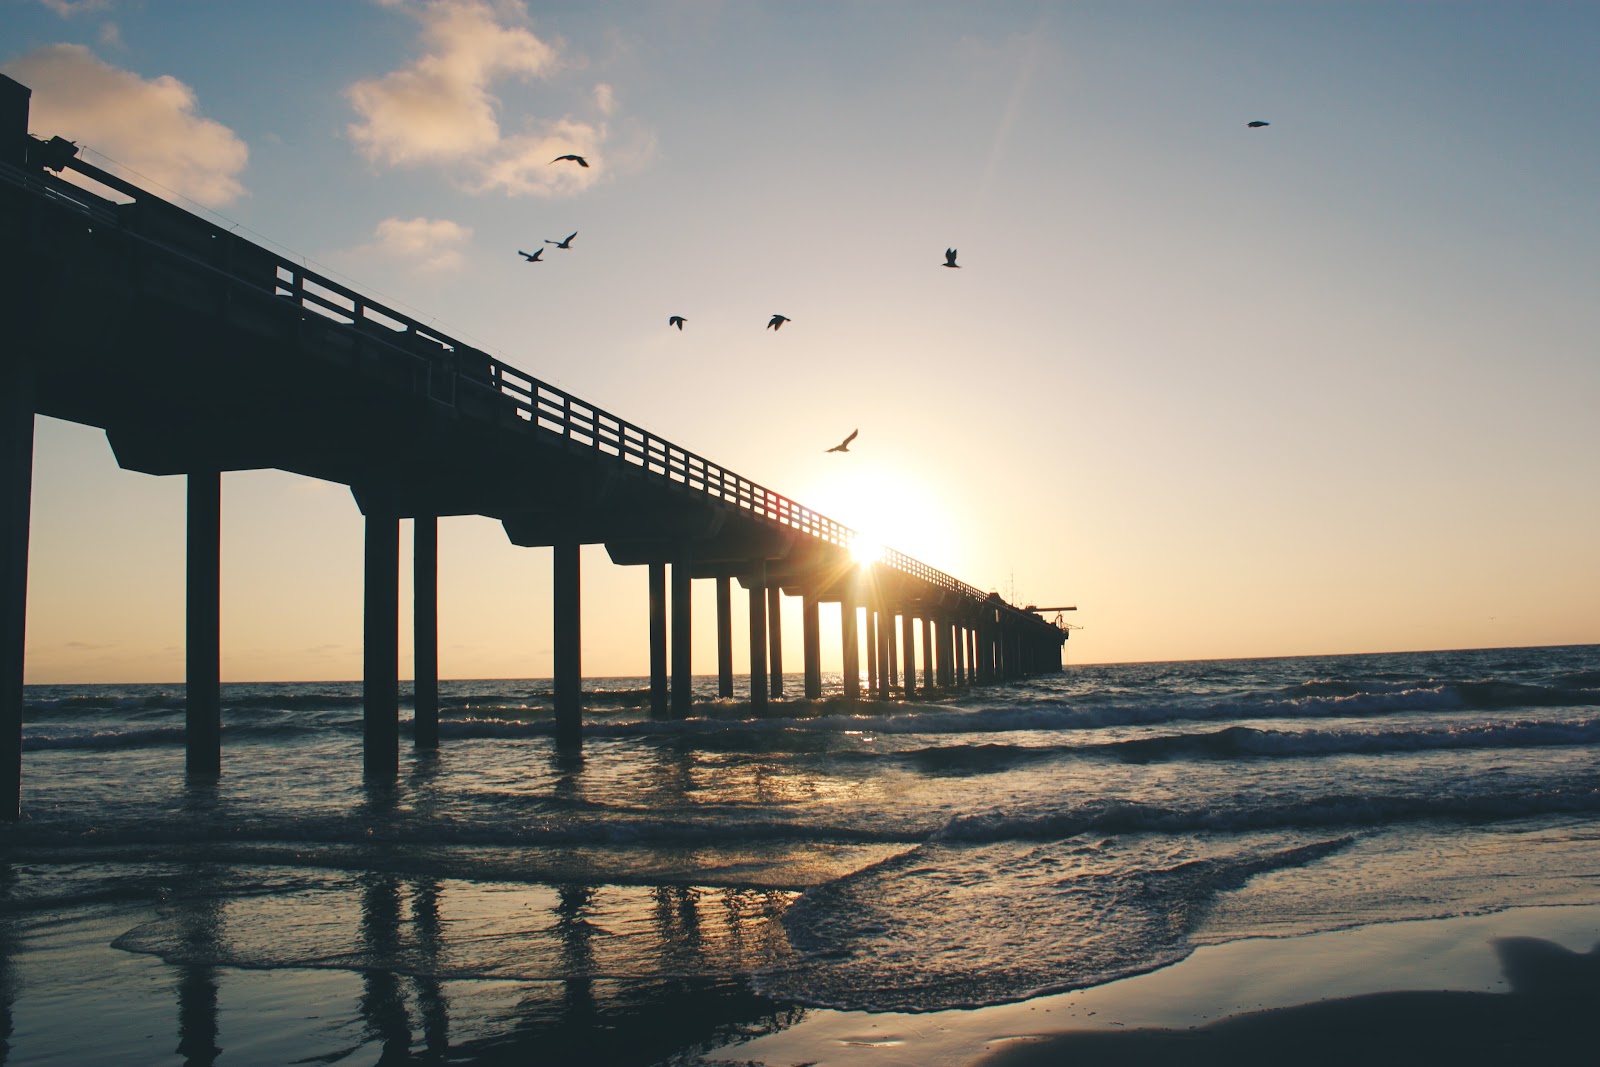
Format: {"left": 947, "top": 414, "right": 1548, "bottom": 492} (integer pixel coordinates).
{"left": 695, "top": 903, "right": 1600, "bottom": 1066}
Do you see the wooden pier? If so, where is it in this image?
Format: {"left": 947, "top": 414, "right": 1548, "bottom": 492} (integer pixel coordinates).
{"left": 0, "top": 74, "right": 1069, "bottom": 818}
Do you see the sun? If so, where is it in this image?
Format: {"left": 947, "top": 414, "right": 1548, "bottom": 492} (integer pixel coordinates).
{"left": 804, "top": 461, "right": 963, "bottom": 574}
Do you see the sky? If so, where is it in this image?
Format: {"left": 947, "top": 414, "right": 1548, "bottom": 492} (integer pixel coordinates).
{"left": 5, "top": 0, "right": 1597, "bottom": 683}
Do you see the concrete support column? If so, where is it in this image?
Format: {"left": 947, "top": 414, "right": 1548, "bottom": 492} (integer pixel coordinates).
{"left": 648, "top": 562, "right": 667, "bottom": 716}
{"left": 363, "top": 505, "right": 400, "bottom": 779}
{"left": 413, "top": 514, "right": 439, "bottom": 750}
{"left": 960, "top": 625, "right": 971, "bottom": 685}
{"left": 747, "top": 563, "right": 767, "bottom": 712}
{"left": 715, "top": 575, "right": 733, "bottom": 698}
{"left": 886, "top": 613, "right": 899, "bottom": 689}
{"left": 671, "top": 552, "right": 692, "bottom": 717}
{"left": 1, "top": 359, "right": 34, "bottom": 820}
{"left": 865, "top": 609, "right": 879, "bottom": 697}
{"left": 186, "top": 470, "right": 222, "bottom": 777}
{"left": 766, "top": 584, "right": 783, "bottom": 698}
{"left": 922, "top": 617, "right": 935, "bottom": 692}
{"left": 802, "top": 593, "right": 822, "bottom": 699}
{"left": 840, "top": 592, "right": 860, "bottom": 702}
{"left": 934, "top": 618, "right": 950, "bottom": 689}
{"left": 876, "top": 609, "right": 892, "bottom": 700}
{"left": 901, "top": 612, "right": 917, "bottom": 699}
{"left": 552, "top": 540, "right": 581, "bottom": 747}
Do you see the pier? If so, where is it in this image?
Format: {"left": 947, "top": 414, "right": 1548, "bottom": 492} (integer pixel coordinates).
{"left": 0, "top": 74, "right": 1069, "bottom": 818}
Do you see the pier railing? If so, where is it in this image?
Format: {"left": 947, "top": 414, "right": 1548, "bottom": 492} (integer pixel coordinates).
{"left": 23, "top": 150, "right": 992, "bottom": 606}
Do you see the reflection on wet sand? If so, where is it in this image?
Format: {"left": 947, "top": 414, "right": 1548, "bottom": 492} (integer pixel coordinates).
{"left": 984, "top": 935, "right": 1600, "bottom": 1067}
{"left": 101, "top": 861, "right": 801, "bottom": 1065}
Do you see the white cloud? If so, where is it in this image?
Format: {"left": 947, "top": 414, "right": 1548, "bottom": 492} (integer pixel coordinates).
{"left": 37, "top": 0, "right": 113, "bottom": 16}
{"left": 97, "top": 22, "right": 123, "bottom": 50}
{"left": 347, "top": 0, "right": 557, "bottom": 166}
{"left": 367, "top": 216, "right": 474, "bottom": 272}
{"left": 474, "top": 120, "right": 602, "bottom": 196}
{"left": 3, "top": 44, "right": 248, "bottom": 206}
{"left": 349, "top": 0, "right": 636, "bottom": 197}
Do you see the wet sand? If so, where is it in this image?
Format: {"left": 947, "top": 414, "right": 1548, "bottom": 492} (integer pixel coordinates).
{"left": 698, "top": 904, "right": 1600, "bottom": 1066}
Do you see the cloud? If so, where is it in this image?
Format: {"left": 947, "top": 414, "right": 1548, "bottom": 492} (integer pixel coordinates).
{"left": 348, "top": 0, "right": 558, "bottom": 166}
{"left": 349, "top": 0, "right": 635, "bottom": 197}
{"left": 37, "top": 0, "right": 113, "bottom": 15}
{"left": 366, "top": 216, "right": 474, "bottom": 272}
{"left": 2, "top": 44, "right": 248, "bottom": 206}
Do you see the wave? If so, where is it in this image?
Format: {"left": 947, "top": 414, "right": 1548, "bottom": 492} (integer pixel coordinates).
{"left": 936, "top": 786, "right": 1600, "bottom": 843}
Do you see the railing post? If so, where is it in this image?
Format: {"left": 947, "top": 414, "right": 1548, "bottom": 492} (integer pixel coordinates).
{"left": 716, "top": 575, "right": 733, "bottom": 698}
{"left": 747, "top": 562, "right": 767, "bottom": 712}
{"left": 185, "top": 470, "right": 221, "bottom": 777}
{"left": 552, "top": 540, "right": 581, "bottom": 747}
{"left": 648, "top": 562, "right": 667, "bottom": 716}
{"left": 0, "top": 355, "right": 34, "bottom": 820}
{"left": 413, "top": 514, "right": 439, "bottom": 750}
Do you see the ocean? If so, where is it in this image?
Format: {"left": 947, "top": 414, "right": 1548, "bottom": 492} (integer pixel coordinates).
{"left": 4, "top": 644, "right": 1599, "bottom": 1064}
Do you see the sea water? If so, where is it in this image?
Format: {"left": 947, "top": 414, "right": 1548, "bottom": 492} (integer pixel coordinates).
{"left": 3, "top": 645, "right": 1598, "bottom": 1063}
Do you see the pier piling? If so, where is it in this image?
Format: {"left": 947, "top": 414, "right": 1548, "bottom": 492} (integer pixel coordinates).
{"left": 185, "top": 470, "right": 222, "bottom": 776}
{"left": 413, "top": 515, "right": 439, "bottom": 750}
{"left": 552, "top": 540, "right": 581, "bottom": 747}
{"left": 362, "top": 503, "right": 400, "bottom": 779}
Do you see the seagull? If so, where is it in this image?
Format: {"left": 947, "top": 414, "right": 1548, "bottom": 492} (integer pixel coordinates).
{"left": 669, "top": 316, "right": 686, "bottom": 330}
{"left": 943, "top": 248, "right": 960, "bottom": 268}
{"left": 1247, "top": 120, "right": 1270, "bottom": 128}
{"left": 551, "top": 154, "right": 590, "bottom": 167}
{"left": 826, "top": 429, "right": 858, "bottom": 453}
{"left": 545, "top": 232, "right": 577, "bottom": 249}
{"left": 517, "top": 248, "right": 545, "bottom": 262}
{"left": 768, "top": 314, "right": 791, "bottom": 330}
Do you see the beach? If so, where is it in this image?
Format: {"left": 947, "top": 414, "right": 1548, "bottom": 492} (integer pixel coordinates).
{"left": 3, "top": 645, "right": 1598, "bottom": 1063}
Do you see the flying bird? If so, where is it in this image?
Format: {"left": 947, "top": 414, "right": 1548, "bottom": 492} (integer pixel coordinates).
{"left": 669, "top": 316, "right": 686, "bottom": 330}
{"left": 545, "top": 232, "right": 577, "bottom": 249}
{"left": 943, "top": 248, "right": 960, "bottom": 268}
{"left": 767, "top": 314, "right": 791, "bottom": 330}
{"left": 551, "top": 154, "right": 590, "bottom": 167}
{"left": 826, "top": 429, "right": 858, "bottom": 453}
{"left": 517, "top": 248, "right": 545, "bottom": 262}
{"left": 1247, "top": 120, "right": 1270, "bottom": 128}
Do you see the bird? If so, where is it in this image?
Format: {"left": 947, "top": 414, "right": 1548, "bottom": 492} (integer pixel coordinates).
{"left": 517, "top": 248, "right": 545, "bottom": 262}
{"left": 1247, "top": 120, "right": 1270, "bottom": 128}
{"left": 767, "top": 314, "right": 791, "bottom": 330}
{"left": 668, "top": 316, "right": 686, "bottom": 330}
{"left": 943, "top": 248, "right": 960, "bottom": 268}
{"left": 826, "top": 429, "right": 858, "bottom": 453}
{"left": 551, "top": 154, "right": 589, "bottom": 167}
{"left": 545, "top": 232, "right": 577, "bottom": 249}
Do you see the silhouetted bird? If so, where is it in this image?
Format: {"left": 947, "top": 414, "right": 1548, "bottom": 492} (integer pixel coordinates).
{"left": 1247, "top": 120, "right": 1270, "bottom": 128}
{"left": 517, "top": 248, "right": 545, "bottom": 262}
{"left": 943, "top": 248, "right": 960, "bottom": 268}
{"left": 669, "top": 316, "right": 686, "bottom": 330}
{"left": 826, "top": 429, "right": 858, "bottom": 453}
{"left": 551, "top": 154, "right": 590, "bottom": 167}
{"left": 768, "top": 314, "right": 791, "bottom": 330}
{"left": 545, "top": 232, "right": 577, "bottom": 249}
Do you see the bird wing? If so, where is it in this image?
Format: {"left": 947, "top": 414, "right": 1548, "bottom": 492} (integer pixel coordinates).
{"left": 843, "top": 429, "right": 858, "bottom": 446}
{"left": 564, "top": 232, "right": 577, "bottom": 243}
